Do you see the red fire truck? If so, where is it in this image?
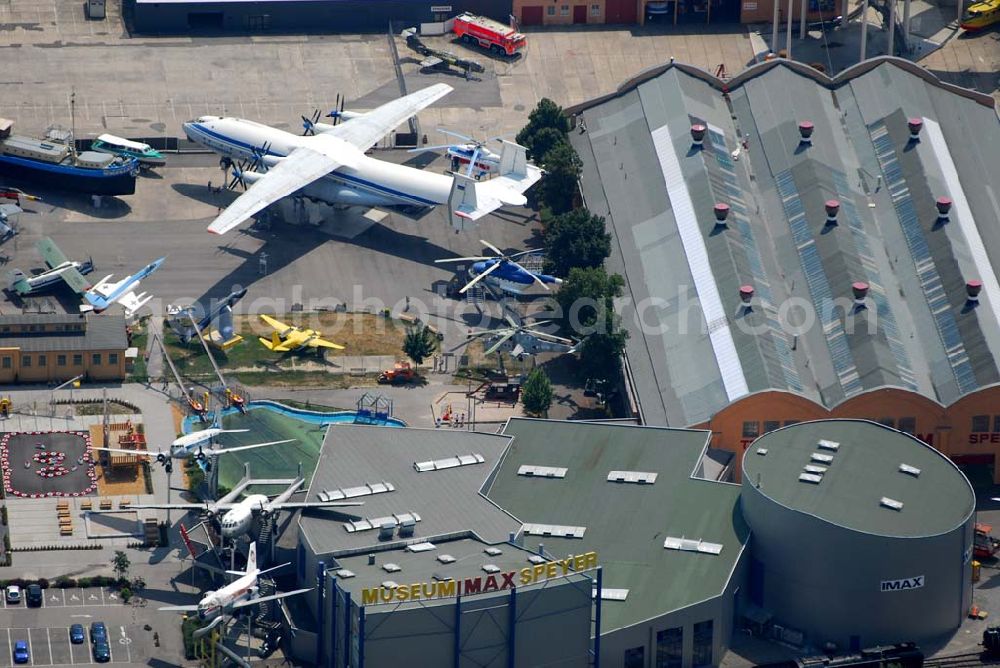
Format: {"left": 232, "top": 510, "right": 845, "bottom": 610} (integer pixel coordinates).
{"left": 452, "top": 12, "right": 526, "bottom": 56}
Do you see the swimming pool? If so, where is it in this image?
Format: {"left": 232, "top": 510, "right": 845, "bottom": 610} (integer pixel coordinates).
{"left": 182, "top": 399, "right": 406, "bottom": 433}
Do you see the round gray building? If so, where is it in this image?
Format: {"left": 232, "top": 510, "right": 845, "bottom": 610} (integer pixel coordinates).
{"left": 741, "top": 419, "right": 975, "bottom": 651}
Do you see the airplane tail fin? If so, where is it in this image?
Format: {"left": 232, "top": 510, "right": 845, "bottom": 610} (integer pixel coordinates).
{"left": 247, "top": 542, "right": 257, "bottom": 573}
{"left": 448, "top": 140, "right": 543, "bottom": 232}
{"left": 8, "top": 269, "right": 26, "bottom": 292}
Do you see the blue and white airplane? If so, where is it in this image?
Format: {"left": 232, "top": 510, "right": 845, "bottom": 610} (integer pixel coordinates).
{"left": 436, "top": 240, "right": 562, "bottom": 295}
{"left": 182, "top": 84, "right": 542, "bottom": 235}
{"left": 82, "top": 256, "right": 165, "bottom": 317}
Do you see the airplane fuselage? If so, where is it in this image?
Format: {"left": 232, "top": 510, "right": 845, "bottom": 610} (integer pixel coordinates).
{"left": 12, "top": 260, "right": 94, "bottom": 295}
{"left": 198, "top": 570, "right": 257, "bottom": 620}
{"left": 219, "top": 494, "right": 270, "bottom": 538}
{"left": 184, "top": 117, "right": 455, "bottom": 209}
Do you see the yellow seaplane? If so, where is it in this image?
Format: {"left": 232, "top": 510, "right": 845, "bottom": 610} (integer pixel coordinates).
{"left": 258, "top": 314, "right": 345, "bottom": 353}
{"left": 961, "top": 0, "right": 1000, "bottom": 30}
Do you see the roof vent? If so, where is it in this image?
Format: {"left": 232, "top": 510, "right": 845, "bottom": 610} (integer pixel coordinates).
{"left": 336, "top": 569, "right": 356, "bottom": 579}
{"left": 663, "top": 536, "right": 723, "bottom": 554}
{"left": 518, "top": 465, "right": 568, "bottom": 479}
{"left": 414, "top": 453, "right": 485, "bottom": 472}
{"left": 899, "top": 463, "right": 921, "bottom": 477}
{"left": 936, "top": 196, "right": 952, "bottom": 220}
{"left": 485, "top": 546, "right": 503, "bottom": 556}
{"left": 607, "top": 470, "right": 658, "bottom": 485}
{"left": 824, "top": 199, "right": 840, "bottom": 225}
{"left": 528, "top": 555, "right": 546, "bottom": 565}
{"left": 907, "top": 117, "right": 923, "bottom": 140}
{"left": 378, "top": 521, "right": 395, "bottom": 541}
{"left": 852, "top": 281, "right": 870, "bottom": 306}
{"left": 817, "top": 439, "right": 840, "bottom": 451}
{"left": 482, "top": 564, "right": 501, "bottom": 574}
{"left": 382, "top": 563, "right": 402, "bottom": 573}
{"left": 756, "top": 447, "right": 768, "bottom": 456}
{"left": 406, "top": 541, "right": 435, "bottom": 553}
{"left": 523, "top": 523, "right": 587, "bottom": 539}
{"left": 880, "top": 497, "right": 904, "bottom": 511}
{"left": 437, "top": 554, "right": 456, "bottom": 564}
{"left": 799, "top": 473, "right": 823, "bottom": 484}
{"left": 739, "top": 285, "right": 755, "bottom": 308}
{"left": 381, "top": 580, "right": 399, "bottom": 589}
{"left": 966, "top": 280, "right": 983, "bottom": 302}
{"left": 593, "top": 587, "right": 630, "bottom": 601}
{"left": 690, "top": 123, "right": 707, "bottom": 147}
{"left": 398, "top": 518, "right": 416, "bottom": 537}
{"left": 319, "top": 480, "right": 395, "bottom": 502}
{"left": 713, "top": 202, "right": 730, "bottom": 226}
{"left": 798, "top": 121, "right": 814, "bottom": 144}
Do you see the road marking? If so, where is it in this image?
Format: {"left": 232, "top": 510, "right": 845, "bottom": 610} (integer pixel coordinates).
{"left": 84, "top": 629, "right": 91, "bottom": 667}
{"left": 99, "top": 589, "right": 105, "bottom": 606}
{"left": 64, "top": 629, "right": 72, "bottom": 668}
{"left": 6, "top": 628, "right": 11, "bottom": 668}
{"left": 120, "top": 627, "right": 130, "bottom": 664}
{"left": 60, "top": 590, "right": 65, "bottom": 607}
{"left": 46, "top": 629, "right": 52, "bottom": 667}
{"left": 26, "top": 628, "right": 33, "bottom": 666}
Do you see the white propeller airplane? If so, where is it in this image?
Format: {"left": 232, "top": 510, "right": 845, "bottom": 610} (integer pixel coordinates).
{"left": 182, "top": 83, "right": 542, "bottom": 235}
{"left": 91, "top": 433, "right": 292, "bottom": 471}
{"left": 159, "top": 542, "right": 311, "bottom": 630}
{"left": 130, "top": 464, "right": 362, "bottom": 539}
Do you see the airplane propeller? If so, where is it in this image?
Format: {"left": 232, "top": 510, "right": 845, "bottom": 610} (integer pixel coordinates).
{"left": 301, "top": 109, "right": 322, "bottom": 136}
{"left": 435, "top": 240, "right": 550, "bottom": 294}
{"left": 325, "top": 94, "right": 347, "bottom": 126}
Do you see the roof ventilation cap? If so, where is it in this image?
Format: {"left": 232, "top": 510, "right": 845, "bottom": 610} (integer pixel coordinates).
{"left": 966, "top": 279, "right": 983, "bottom": 302}
{"left": 739, "top": 284, "right": 755, "bottom": 306}
{"left": 378, "top": 521, "right": 395, "bottom": 541}
{"left": 907, "top": 117, "right": 923, "bottom": 140}
{"left": 852, "top": 281, "right": 869, "bottom": 305}
{"left": 690, "top": 123, "right": 707, "bottom": 147}
{"left": 824, "top": 199, "right": 840, "bottom": 225}
{"left": 936, "top": 196, "right": 952, "bottom": 219}
{"left": 797, "top": 121, "right": 814, "bottom": 143}
{"left": 713, "top": 202, "right": 730, "bottom": 225}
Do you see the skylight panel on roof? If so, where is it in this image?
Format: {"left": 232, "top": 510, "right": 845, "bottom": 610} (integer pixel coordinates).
{"left": 482, "top": 564, "right": 501, "bottom": 573}
{"left": 799, "top": 473, "right": 823, "bottom": 484}
{"left": 437, "top": 554, "right": 456, "bottom": 564}
{"left": 318, "top": 481, "right": 395, "bottom": 502}
{"left": 607, "top": 471, "right": 658, "bottom": 484}
{"left": 803, "top": 465, "right": 827, "bottom": 474}
{"left": 810, "top": 453, "right": 834, "bottom": 464}
{"left": 414, "top": 454, "right": 485, "bottom": 472}
{"left": 527, "top": 555, "right": 546, "bottom": 565}
{"left": 899, "top": 463, "right": 921, "bottom": 477}
{"left": 343, "top": 512, "right": 422, "bottom": 533}
{"left": 523, "top": 523, "right": 586, "bottom": 539}
{"left": 817, "top": 439, "right": 840, "bottom": 451}
{"left": 382, "top": 580, "right": 399, "bottom": 589}
{"left": 518, "top": 465, "right": 568, "bottom": 479}
{"left": 335, "top": 569, "right": 355, "bottom": 579}
{"left": 484, "top": 547, "right": 503, "bottom": 556}
{"left": 382, "top": 563, "right": 401, "bottom": 573}
{"left": 405, "top": 542, "right": 436, "bottom": 553}
{"left": 756, "top": 448, "right": 769, "bottom": 456}
{"left": 880, "top": 497, "right": 904, "bottom": 511}
{"left": 593, "top": 587, "right": 630, "bottom": 601}
{"left": 663, "top": 537, "right": 723, "bottom": 555}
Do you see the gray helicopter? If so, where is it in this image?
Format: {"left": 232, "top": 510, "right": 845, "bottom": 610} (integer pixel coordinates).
{"left": 466, "top": 314, "right": 580, "bottom": 359}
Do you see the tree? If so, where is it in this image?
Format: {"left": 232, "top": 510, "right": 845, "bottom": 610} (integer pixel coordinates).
{"left": 578, "top": 329, "right": 628, "bottom": 388}
{"left": 538, "top": 143, "right": 582, "bottom": 215}
{"left": 520, "top": 368, "right": 554, "bottom": 416}
{"left": 111, "top": 550, "right": 130, "bottom": 583}
{"left": 543, "top": 208, "right": 611, "bottom": 277}
{"left": 516, "top": 98, "right": 570, "bottom": 161}
{"left": 402, "top": 325, "right": 439, "bottom": 366}
{"left": 523, "top": 127, "right": 567, "bottom": 164}
{"left": 556, "top": 266, "right": 625, "bottom": 335}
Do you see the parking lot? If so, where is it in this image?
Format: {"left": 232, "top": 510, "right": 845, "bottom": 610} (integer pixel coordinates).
{"left": 2, "top": 588, "right": 126, "bottom": 610}
{"left": 0, "top": 625, "right": 136, "bottom": 666}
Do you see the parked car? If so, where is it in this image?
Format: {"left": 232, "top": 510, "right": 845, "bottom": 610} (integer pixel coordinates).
{"left": 12, "top": 640, "right": 29, "bottom": 664}
{"left": 89, "top": 621, "right": 107, "bottom": 644}
{"left": 5, "top": 585, "right": 21, "bottom": 604}
{"left": 92, "top": 641, "right": 111, "bottom": 663}
{"left": 26, "top": 584, "right": 41, "bottom": 607}
{"left": 69, "top": 624, "right": 85, "bottom": 644}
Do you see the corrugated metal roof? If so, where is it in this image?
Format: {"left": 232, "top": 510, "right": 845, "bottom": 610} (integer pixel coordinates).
{"left": 0, "top": 314, "right": 126, "bottom": 352}
{"left": 570, "top": 60, "right": 1000, "bottom": 426}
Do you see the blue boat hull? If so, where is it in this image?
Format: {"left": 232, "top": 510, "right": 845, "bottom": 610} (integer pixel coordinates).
{"left": 0, "top": 154, "right": 137, "bottom": 196}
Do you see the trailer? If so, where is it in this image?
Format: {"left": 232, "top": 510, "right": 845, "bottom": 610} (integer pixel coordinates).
{"left": 452, "top": 12, "right": 526, "bottom": 56}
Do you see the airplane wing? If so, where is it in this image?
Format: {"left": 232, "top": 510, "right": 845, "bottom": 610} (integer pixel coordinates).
{"left": 306, "top": 337, "right": 345, "bottom": 350}
{"left": 36, "top": 237, "right": 70, "bottom": 269}
{"left": 327, "top": 83, "right": 452, "bottom": 151}
{"left": 232, "top": 588, "right": 313, "bottom": 609}
{"left": 208, "top": 144, "right": 356, "bottom": 236}
{"left": 116, "top": 290, "right": 154, "bottom": 318}
{"left": 210, "top": 438, "right": 296, "bottom": 455}
{"left": 260, "top": 314, "right": 295, "bottom": 336}
{"left": 269, "top": 501, "right": 364, "bottom": 510}
{"left": 90, "top": 447, "right": 154, "bottom": 458}
{"left": 158, "top": 604, "right": 200, "bottom": 612}
{"left": 128, "top": 502, "right": 235, "bottom": 511}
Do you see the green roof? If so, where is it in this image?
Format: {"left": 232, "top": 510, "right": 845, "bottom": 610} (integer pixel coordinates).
{"left": 742, "top": 420, "right": 975, "bottom": 537}
{"left": 488, "top": 418, "right": 748, "bottom": 632}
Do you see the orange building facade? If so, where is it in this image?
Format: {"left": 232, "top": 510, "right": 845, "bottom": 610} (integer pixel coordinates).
{"left": 692, "top": 385, "right": 1000, "bottom": 483}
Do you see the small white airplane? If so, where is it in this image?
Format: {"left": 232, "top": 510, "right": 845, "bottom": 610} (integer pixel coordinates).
{"left": 182, "top": 83, "right": 542, "bottom": 235}
{"left": 159, "top": 542, "right": 311, "bottom": 628}
{"left": 131, "top": 465, "right": 362, "bottom": 539}
{"left": 91, "top": 433, "right": 291, "bottom": 471}
{"left": 81, "top": 256, "right": 165, "bottom": 317}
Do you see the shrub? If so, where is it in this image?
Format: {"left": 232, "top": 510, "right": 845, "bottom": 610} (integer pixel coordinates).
{"left": 120, "top": 587, "right": 132, "bottom": 603}
{"left": 55, "top": 576, "right": 75, "bottom": 589}
{"left": 77, "top": 577, "right": 91, "bottom": 588}
{"left": 37, "top": 578, "right": 49, "bottom": 589}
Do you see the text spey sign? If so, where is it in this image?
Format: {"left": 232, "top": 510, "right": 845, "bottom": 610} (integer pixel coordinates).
{"left": 361, "top": 551, "right": 598, "bottom": 605}
{"left": 880, "top": 575, "right": 924, "bottom": 592}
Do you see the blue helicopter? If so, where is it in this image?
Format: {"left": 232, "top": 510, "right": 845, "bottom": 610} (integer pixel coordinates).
{"left": 436, "top": 240, "right": 563, "bottom": 295}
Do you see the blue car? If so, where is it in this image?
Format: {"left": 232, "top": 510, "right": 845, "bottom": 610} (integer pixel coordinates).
{"left": 69, "top": 624, "right": 85, "bottom": 644}
{"left": 90, "top": 621, "right": 107, "bottom": 643}
{"left": 13, "top": 640, "right": 29, "bottom": 664}
{"left": 92, "top": 641, "right": 111, "bottom": 663}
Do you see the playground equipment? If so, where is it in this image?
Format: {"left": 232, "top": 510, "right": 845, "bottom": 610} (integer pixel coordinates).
{"left": 225, "top": 388, "right": 247, "bottom": 415}
{"left": 0, "top": 397, "right": 10, "bottom": 418}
